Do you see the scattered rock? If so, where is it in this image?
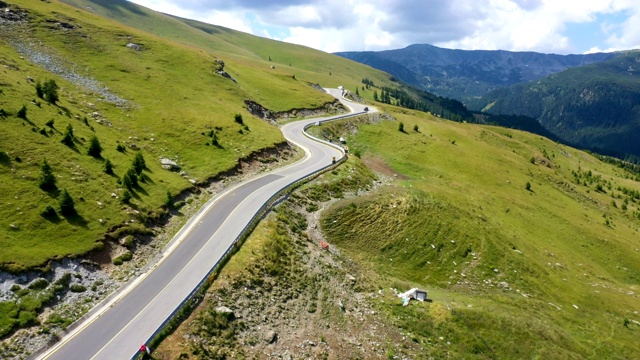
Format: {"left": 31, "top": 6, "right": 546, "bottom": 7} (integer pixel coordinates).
{"left": 125, "top": 42, "right": 142, "bottom": 51}
{"left": 264, "top": 330, "right": 278, "bottom": 344}
{"left": 160, "top": 158, "right": 180, "bottom": 171}
{"left": 215, "top": 306, "right": 234, "bottom": 315}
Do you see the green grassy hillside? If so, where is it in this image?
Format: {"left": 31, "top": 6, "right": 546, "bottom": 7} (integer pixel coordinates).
{"left": 318, "top": 107, "right": 640, "bottom": 358}
{"left": 1, "top": 0, "right": 475, "bottom": 272}
{"left": 59, "top": 0, "right": 394, "bottom": 100}
{"left": 0, "top": 0, "right": 348, "bottom": 271}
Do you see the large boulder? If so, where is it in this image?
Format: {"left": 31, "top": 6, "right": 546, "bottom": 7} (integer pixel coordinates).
{"left": 159, "top": 158, "right": 180, "bottom": 171}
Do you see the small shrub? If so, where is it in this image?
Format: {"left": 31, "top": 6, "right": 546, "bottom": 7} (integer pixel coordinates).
{"left": 113, "top": 251, "right": 133, "bottom": 265}
{"left": 17, "top": 105, "right": 27, "bottom": 120}
{"left": 116, "top": 144, "right": 126, "bottom": 152}
{"left": 28, "top": 278, "right": 49, "bottom": 290}
{"left": 119, "top": 252, "right": 133, "bottom": 262}
{"left": 40, "top": 205, "right": 58, "bottom": 219}
{"left": 525, "top": 182, "right": 532, "bottom": 191}
{"left": 165, "top": 191, "right": 174, "bottom": 209}
{"left": 69, "top": 284, "right": 87, "bottom": 293}
{"left": 413, "top": 124, "right": 419, "bottom": 132}
{"left": 234, "top": 113, "right": 244, "bottom": 125}
{"left": 10, "top": 284, "right": 21, "bottom": 292}
{"left": 121, "top": 235, "right": 135, "bottom": 248}
{"left": 398, "top": 122, "right": 404, "bottom": 132}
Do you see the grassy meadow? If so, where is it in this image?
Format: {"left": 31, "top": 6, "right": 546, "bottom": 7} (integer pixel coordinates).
{"left": 319, "top": 107, "right": 640, "bottom": 358}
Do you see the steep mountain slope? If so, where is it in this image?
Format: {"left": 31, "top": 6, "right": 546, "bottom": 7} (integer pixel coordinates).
{"left": 473, "top": 51, "right": 640, "bottom": 162}
{"left": 60, "top": 0, "right": 477, "bottom": 123}
{"left": 317, "top": 110, "right": 640, "bottom": 358}
{"left": 336, "top": 44, "right": 614, "bottom": 102}
{"left": 0, "top": 0, "right": 390, "bottom": 272}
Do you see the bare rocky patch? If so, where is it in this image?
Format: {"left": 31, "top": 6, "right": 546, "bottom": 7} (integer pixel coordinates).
{"left": 153, "top": 157, "right": 421, "bottom": 359}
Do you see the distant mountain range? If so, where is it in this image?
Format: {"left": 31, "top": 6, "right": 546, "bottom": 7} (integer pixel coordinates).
{"left": 337, "top": 44, "right": 640, "bottom": 161}
{"left": 471, "top": 51, "right": 640, "bottom": 161}
{"left": 335, "top": 44, "right": 614, "bottom": 103}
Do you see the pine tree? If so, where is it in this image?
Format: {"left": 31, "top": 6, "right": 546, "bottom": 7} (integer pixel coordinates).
{"left": 132, "top": 152, "right": 146, "bottom": 175}
{"left": 17, "top": 105, "right": 27, "bottom": 120}
{"left": 103, "top": 158, "right": 113, "bottom": 175}
{"left": 58, "top": 189, "right": 76, "bottom": 217}
{"left": 43, "top": 79, "right": 59, "bottom": 104}
{"left": 373, "top": 90, "right": 379, "bottom": 102}
{"left": 35, "top": 81, "right": 44, "bottom": 99}
{"left": 38, "top": 159, "right": 57, "bottom": 191}
{"left": 123, "top": 167, "right": 138, "bottom": 189}
{"left": 121, "top": 189, "right": 132, "bottom": 204}
{"left": 61, "top": 124, "right": 74, "bottom": 146}
{"left": 87, "top": 135, "right": 102, "bottom": 158}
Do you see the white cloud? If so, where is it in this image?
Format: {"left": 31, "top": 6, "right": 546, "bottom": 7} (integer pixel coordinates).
{"left": 128, "top": 0, "right": 640, "bottom": 53}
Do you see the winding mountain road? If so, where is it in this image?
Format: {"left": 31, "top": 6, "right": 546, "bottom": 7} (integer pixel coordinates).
{"left": 36, "top": 88, "right": 372, "bottom": 360}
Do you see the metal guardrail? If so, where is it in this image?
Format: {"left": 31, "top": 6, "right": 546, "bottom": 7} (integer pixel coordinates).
{"left": 134, "top": 111, "right": 364, "bottom": 358}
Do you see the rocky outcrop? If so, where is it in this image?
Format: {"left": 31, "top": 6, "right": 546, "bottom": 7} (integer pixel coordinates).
{"left": 214, "top": 59, "right": 236, "bottom": 83}
{"left": 245, "top": 99, "right": 347, "bottom": 124}
{"left": 160, "top": 158, "right": 180, "bottom": 171}
{"left": 0, "top": 3, "right": 29, "bottom": 23}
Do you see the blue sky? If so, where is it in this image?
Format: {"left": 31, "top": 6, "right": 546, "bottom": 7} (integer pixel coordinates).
{"left": 128, "top": 0, "right": 640, "bottom": 54}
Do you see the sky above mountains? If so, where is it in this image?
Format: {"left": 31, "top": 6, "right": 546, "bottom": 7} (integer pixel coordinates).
{"left": 128, "top": 0, "right": 640, "bottom": 54}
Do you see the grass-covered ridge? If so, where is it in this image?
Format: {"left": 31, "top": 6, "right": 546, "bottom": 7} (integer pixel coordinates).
{"left": 1, "top": 0, "right": 465, "bottom": 271}
{"left": 320, "top": 109, "right": 640, "bottom": 358}
{"left": 0, "top": 0, "right": 356, "bottom": 271}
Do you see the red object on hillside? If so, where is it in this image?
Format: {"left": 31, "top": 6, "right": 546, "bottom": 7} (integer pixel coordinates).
{"left": 320, "top": 241, "right": 329, "bottom": 250}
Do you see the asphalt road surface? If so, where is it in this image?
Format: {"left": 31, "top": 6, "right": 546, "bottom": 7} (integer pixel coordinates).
{"left": 37, "top": 88, "right": 372, "bottom": 360}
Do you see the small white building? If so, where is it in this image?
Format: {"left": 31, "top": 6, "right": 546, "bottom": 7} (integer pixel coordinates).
{"left": 398, "top": 288, "right": 428, "bottom": 305}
